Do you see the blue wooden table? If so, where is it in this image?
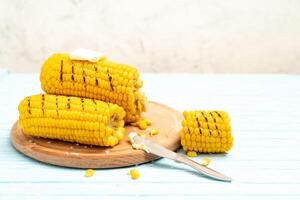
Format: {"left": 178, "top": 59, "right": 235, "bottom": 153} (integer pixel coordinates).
{"left": 0, "top": 71, "right": 300, "bottom": 199}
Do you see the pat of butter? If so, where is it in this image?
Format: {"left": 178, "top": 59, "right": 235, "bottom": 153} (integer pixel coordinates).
{"left": 70, "top": 48, "right": 104, "bottom": 63}
{"left": 129, "top": 132, "right": 149, "bottom": 153}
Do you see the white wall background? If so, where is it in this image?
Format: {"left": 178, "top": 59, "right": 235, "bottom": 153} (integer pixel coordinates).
{"left": 0, "top": 0, "right": 300, "bottom": 73}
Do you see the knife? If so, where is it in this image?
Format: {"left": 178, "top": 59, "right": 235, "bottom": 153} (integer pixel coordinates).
{"left": 130, "top": 133, "right": 232, "bottom": 182}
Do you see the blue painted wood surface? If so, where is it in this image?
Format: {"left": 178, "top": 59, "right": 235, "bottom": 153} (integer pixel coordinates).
{"left": 0, "top": 68, "right": 9, "bottom": 80}
{"left": 0, "top": 72, "right": 300, "bottom": 199}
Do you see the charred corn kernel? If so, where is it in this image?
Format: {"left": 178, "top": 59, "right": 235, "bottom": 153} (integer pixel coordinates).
{"left": 201, "top": 157, "right": 211, "bottom": 166}
{"left": 136, "top": 120, "right": 148, "bottom": 130}
{"left": 187, "top": 151, "right": 197, "bottom": 157}
{"left": 85, "top": 169, "right": 94, "bottom": 177}
{"left": 181, "top": 110, "right": 233, "bottom": 153}
{"left": 40, "top": 53, "right": 146, "bottom": 123}
{"left": 150, "top": 128, "right": 159, "bottom": 136}
{"left": 129, "top": 169, "right": 140, "bottom": 180}
{"left": 18, "top": 94, "right": 126, "bottom": 147}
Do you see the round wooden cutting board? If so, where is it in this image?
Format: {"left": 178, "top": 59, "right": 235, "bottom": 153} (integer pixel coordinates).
{"left": 11, "top": 101, "right": 182, "bottom": 168}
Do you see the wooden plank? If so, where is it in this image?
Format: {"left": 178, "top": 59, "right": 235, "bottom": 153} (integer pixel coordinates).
{"left": 1, "top": 182, "right": 300, "bottom": 196}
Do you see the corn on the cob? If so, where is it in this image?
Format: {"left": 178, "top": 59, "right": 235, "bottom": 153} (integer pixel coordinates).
{"left": 40, "top": 53, "right": 146, "bottom": 123}
{"left": 18, "top": 94, "right": 126, "bottom": 147}
{"left": 181, "top": 111, "right": 233, "bottom": 153}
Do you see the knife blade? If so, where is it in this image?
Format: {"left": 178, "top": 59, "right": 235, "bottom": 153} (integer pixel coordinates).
{"left": 131, "top": 133, "right": 232, "bottom": 182}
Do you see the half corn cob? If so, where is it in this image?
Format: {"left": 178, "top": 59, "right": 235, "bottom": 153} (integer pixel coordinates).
{"left": 18, "top": 94, "right": 126, "bottom": 147}
{"left": 181, "top": 111, "right": 233, "bottom": 153}
{"left": 40, "top": 53, "right": 146, "bottom": 123}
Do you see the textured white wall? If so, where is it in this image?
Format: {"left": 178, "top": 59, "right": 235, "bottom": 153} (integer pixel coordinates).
{"left": 0, "top": 0, "right": 300, "bottom": 73}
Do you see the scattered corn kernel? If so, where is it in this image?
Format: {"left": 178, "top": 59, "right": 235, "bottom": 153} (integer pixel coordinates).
{"left": 136, "top": 120, "right": 148, "bottom": 130}
{"left": 137, "top": 132, "right": 145, "bottom": 136}
{"left": 132, "top": 118, "right": 152, "bottom": 130}
{"left": 187, "top": 151, "right": 197, "bottom": 157}
{"left": 144, "top": 118, "right": 152, "bottom": 126}
{"left": 201, "top": 157, "right": 211, "bottom": 166}
{"left": 129, "top": 169, "right": 140, "bottom": 180}
{"left": 150, "top": 128, "right": 159, "bottom": 136}
{"left": 85, "top": 169, "right": 94, "bottom": 177}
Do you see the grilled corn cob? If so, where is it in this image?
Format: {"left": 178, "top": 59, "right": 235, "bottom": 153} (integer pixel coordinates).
{"left": 18, "top": 94, "right": 126, "bottom": 147}
{"left": 181, "top": 111, "right": 233, "bottom": 153}
{"left": 40, "top": 53, "right": 146, "bottom": 122}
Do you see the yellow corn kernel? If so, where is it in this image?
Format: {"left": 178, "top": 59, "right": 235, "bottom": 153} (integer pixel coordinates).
{"left": 129, "top": 169, "right": 140, "bottom": 180}
{"left": 187, "top": 151, "right": 197, "bottom": 157}
{"left": 181, "top": 110, "right": 233, "bottom": 154}
{"left": 136, "top": 120, "right": 148, "bottom": 130}
{"left": 137, "top": 132, "right": 145, "bottom": 136}
{"left": 144, "top": 118, "right": 152, "bottom": 126}
{"left": 85, "top": 169, "right": 94, "bottom": 177}
{"left": 40, "top": 53, "right": 146, "bottom": 123}
{"left": 18, "top": 94, "right": 126, "bottom": 147}
{"left": 150, "top": 128, "right": 159, "bottom": 136}
{"left": 113, "top": 128, "right": 125, "bottom": 140}
{"left": 201, "top": 157, "right": 211, "bottom": 166}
